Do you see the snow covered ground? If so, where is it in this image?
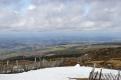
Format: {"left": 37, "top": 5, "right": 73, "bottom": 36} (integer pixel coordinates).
{"left": 0, "top": 64, "right": 118, "bottom": 80}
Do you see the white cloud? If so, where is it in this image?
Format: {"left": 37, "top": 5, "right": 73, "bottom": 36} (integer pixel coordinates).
{"left": 27, "top": 4, "right": 36, "bottom": 10}
{"left": 0, "top": 0, "right": 121, "bottom": 31}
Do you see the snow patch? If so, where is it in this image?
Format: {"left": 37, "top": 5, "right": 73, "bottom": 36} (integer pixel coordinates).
{"left": 75, "top": 64, "right": 80, "bottom": 68}
{"left": 0, "top": 65, "right": 118, "bottom": 80}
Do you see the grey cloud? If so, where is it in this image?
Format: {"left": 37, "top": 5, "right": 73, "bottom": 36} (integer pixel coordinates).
{"left": 0, "top": 0, "right": 121, "bottom": 31}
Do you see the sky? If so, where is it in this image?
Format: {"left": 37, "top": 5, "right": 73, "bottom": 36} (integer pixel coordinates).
{"left": 0, "top": 0, "right": 121, "bottom": 32}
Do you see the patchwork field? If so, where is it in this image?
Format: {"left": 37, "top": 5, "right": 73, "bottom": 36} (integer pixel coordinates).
{"left": 0, "top": 43, "right": 121, "bottom": 73}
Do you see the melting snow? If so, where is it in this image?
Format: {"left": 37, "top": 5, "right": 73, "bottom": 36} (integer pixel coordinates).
{"left": 0, "top": 64, "right": 118, "bottom": 80}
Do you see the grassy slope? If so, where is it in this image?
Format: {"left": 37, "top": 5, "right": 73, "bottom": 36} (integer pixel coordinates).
{"left": 0, "top": 43, "right": 121, "bottom": 69}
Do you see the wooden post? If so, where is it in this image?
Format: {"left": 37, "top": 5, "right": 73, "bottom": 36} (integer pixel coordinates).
{"left": 88, "top": 66, "right": 95, "bottom": 80}
{"left": 16, "top": 60, "right": 18, "bottom": 68}
{"left": 39, "top": 57, "right": 41, "bottom": 68}
{"left": 110, "top": 73, "right": 115, "bottom": 80}
{"left": 101, "top": 74, "right": 105, "bottom": 80}
{"left": 117, "top": 71, "right": 120, "bottom": 80}
{"left": 107, "top": 74, "right": 112, "bottom": 80}
{"left": 34, "top": 57, "right": 37, "bottom": 63}
{"left": 34, "top": 57, "right": 37, "bottom": 68}
{"left": 7, "top": 60, "right": 9, "bottom": 66}
{"left": 1, "top": 61, "right": 3, "bottom": 73}
{"left": 93, "top": 71, "right": 98, "bottom": 80}
{"left": 99, "top": 69, "right": 102, "bottom": 80}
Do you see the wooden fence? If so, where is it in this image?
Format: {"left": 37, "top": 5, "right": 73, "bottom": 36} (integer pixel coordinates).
{"left": 89, "top": 68, "right": 121, "bottom": 80}
{"left": 0, "top": 57, "right": 64, "bottom": 74}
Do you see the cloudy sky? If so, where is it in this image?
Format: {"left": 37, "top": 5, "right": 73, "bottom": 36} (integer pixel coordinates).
{"left": 0, "top": 0, "right": 121, "bottom": 32}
